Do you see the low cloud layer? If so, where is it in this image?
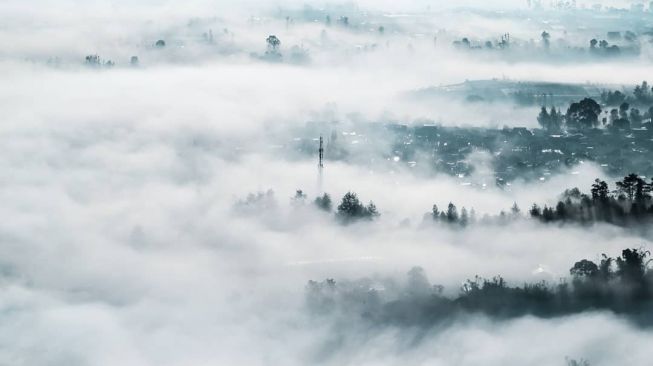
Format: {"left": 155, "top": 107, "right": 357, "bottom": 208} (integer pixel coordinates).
{"left": 1, "top": 1, "right": 653, "bottom": 365}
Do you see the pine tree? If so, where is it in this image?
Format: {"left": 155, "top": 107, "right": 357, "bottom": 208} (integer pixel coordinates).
{"left": 537, "top": 106, "right": 551, "bottom": 130}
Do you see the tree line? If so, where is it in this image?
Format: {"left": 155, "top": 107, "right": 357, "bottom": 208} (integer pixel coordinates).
{"left": 234, "top": 189, "right": 380, "bottom": 224}
{"left": 304, "top": 190, "right": 379, "bottom": 223}
{"left": 306, "top": 248, "right": 653, "bottom": 326}
{"left": 530, "top": 173, "right": 653, "bottom": 226}
{"left": 236, "top": 173, "right": 653, "bottom": 229}
{"left": 331, "top": 173, "right": 653, "bottom": 228}
{"left": 537, "top": 81, "right": 653, "bottom": 131}
{"left": 425, "top": 173, "right": 653, "bottom": 228}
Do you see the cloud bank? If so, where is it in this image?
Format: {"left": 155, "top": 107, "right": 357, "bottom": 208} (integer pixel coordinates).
{"left": 1, "top": 0, "right": 652, "bottom": 365}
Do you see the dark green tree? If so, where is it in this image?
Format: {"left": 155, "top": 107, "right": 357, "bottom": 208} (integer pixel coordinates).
{"left": 616, "top": 249, "right": 649, "bottom": 287}
{"left": 589, "top": 38, "right": 598, "bottom": 50}
{"left": 549, "top": 107, "right": 562, "bottom": 131}
{"left": 541, "top": 31, "right": 551, "bottom": 49}
{"left": 460, "top": 207, "right": 469, "bottom": 226}
{"left": 555, "top": 201, "right": 568, "bottom": 220}
{"left": 630, "top": 108, "right": 642, "bottom": 127}
{"left": 565, "top": 98, "right": 601, "bottom": 129}
{"left": 336, "top": 192, "right": 379, "bottom": 222}
{"left": 366, "top": 201, "right": 380, "bottom": 218}
{"left": 292, "top": 189, "right": 307, "bottom": 205}
{"left": 446, "top": 202, "right": 459, "bottom": 223}
{"left": 537, "top": 106, "right": 551, "bottom": 130}
{"left": 530, "top": 204, "right": 542, "bottom": 217}
{"left": 337, "top": 192, "right": 365, "bottom": 220}
{"left": 619, "top": 102, "right": 630, "bottom": 119}
{"left": 570, "top": 259, "right": 599, "bottom": 278}
{"left": 511, "top": 202, "right": 521, "bottom": 217}
{"left": 616, "top": 174, "right": 643, "bottom": 201}
{"left": 591, "top": 179, "right": 609, "bottom": 201}
{"left": 266, "top": 35, "right": 281, "bottom": 51}
{"left": 431, "top": 204, "right": 440, "bottom": 221}
{"left": 314, "top": 193, "right": 332, "bottom": 212}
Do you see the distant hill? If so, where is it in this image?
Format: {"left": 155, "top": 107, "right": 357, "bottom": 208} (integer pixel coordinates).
{"left": 411, "top": 79, "right": 623, "bottom": 106}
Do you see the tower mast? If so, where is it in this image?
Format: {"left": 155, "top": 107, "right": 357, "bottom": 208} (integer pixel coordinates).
{"left": 317, "top": 135, "right": 324, "bottom": 194}
{"left": 318, "top": 135, "right": 324, "bottom": 169}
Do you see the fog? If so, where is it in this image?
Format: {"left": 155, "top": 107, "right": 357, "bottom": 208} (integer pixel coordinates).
{"left": 2, "top": 0, "right": 653, "bottom": 365}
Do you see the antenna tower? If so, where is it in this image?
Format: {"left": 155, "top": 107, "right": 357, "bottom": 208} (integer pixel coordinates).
{"left": 317, "top": 135, "right": 324, "bottom": 194}
{"left": 318, "top": 136, "right": 324, "bottom": 169}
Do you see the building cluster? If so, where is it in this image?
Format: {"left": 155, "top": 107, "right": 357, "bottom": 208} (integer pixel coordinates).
{"left": 294, "top": 121, "right": 653, "bottom": 187}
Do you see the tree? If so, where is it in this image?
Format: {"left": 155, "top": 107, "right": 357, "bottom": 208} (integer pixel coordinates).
{"left": 446, "top": 202, "right": 459, "bottom": 223}
{"left": 315, "top": 193, "right": 332, "bottom": 212}
{"left": 595, "top": 254, "right": 614, "bottom": 281}
{"left": 633, "top": 81, "right": 651, "bottom": 104}
{"left": 460, "top": 207, "right": 469, "bottom": 227}
{"left": 589, "top": 38, "right": 598, "bottom": 50}
{"left": 337, "top": 192, "right": 365, "bottom": 220}
{"left": 537, "top": 106, "right": 551, "bottom": 130}
{"left": 431, "top": 204, "right": 440, "bottom": 221}
{"left": 336, "top": 192, "right": 379, "bottom": 222}
{"left": 634, "top": 177, "right": 650, "bottom": 204}
{"left": 85, "top": 54, "right": 101, "bottom": 66}
{"left": 565, "top": 98, "right": 601, "bottom": 129}
{"left": 511, "top": 202, "right": 521, "bottom": 217}
{"left": 567, "top": 357, "right": 591, "bottom": 366}
{"left": 609, "top": 108, "right": 619, "bottom": 125}
{"left": 615, "top": 173, "right": 643, "bottom": 201}
{"left": 555, "top": 201, "right": 568, "bottom": 220}
{"left": 615, "top": 249, "right": 649, "bottom": 284}
{"left": 570, "top": 259, "right": 599, "bottom": 278}
{"left": 266, "top": 35, "right": 281, "bottom": 51}
{"left": 619, "top": 102, "right": 630, "bottom": 120}
{"left": 439, "top": 211, "right": 446, "bottom": 221}
{"left": 292, "top": 189, "right": 307, "bottom": 205}
{"left": 549, "top": 107, "right": 562, "bottom": 131}
{"left": 541, "top": 31, "right": 551, "bottom": 49}
{"left": 530, "top": 204, "right": 542, "bottom": 217}
{"left": 469, "top": 208, "right": 477, "bottom": 225}
{"left": 406, "top": 267, "right": 432, "bottom": 298}
{"left": 84, "top": 54, "right": 114, "bottom": 68}
{"left": 542, "top": 205, "right": 555, "bottom": 222}
{"left": 234, "top": 189, "right": 278, "bottom": 214}
{"left": 366, "top": 201, "right": 380, "bottom": 218}
{"left": 603, "top": 90, "right": 625, "bottom": 106}
{"left": 155, "top": 39, "right": 166, "bottom": 48}
{"left": 630, "top": 108, "right": 642, "bottom": 127}
{"left": 591, "top": 179, "right": 609, "bottom": 201}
